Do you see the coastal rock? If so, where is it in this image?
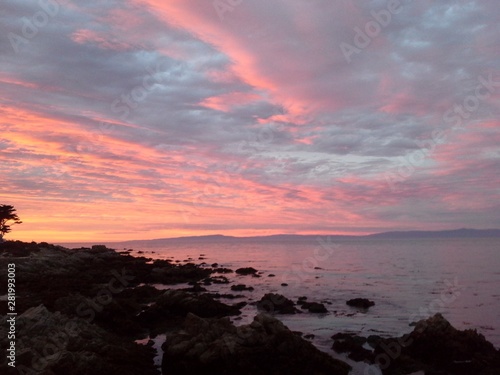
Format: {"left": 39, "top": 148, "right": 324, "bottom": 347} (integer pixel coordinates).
{"left": 235, "top": 267, "right": 258, "bottom": 275}
{"left": 372, "top": 313, "right": 500, "bottom": 375}
{"left": 206, "top": 293, "right": 245, "bottom": 300}
{"left": 181, "top": 283, "right": 207, "bottom": 293}
{"left": 139, "top": 290, "right": 242, "bottom": 322}
{"left": 331, "top": 333, "right": 374, "bottom": 362}
{"left": 203, "top": 275, "right": 230, "bottom": 284}
{"left": 346, "top": 298, "right": 375, "bottom": 309}
{"left": 150, "top": 262, "right": 212, "bottom": 284}
{"left": 137, "top": 289, "right": 245, "bottom": 335}
{"left": 256, "top": 293, "right": 299, "bottom": 314}
{"left": 212, "top": 267, "right": 233, "bottom": 274}
{"left": 0, "top": 305, "right": 159, "bottom": 375}
{"left": 162, "top": 313, "right": 351, "bottom": 375}
{"left": 297, "top": 298, "right": 328, "bottom": 313}
{"left": 231, "top": 284, "right": 254, "bottom": 292}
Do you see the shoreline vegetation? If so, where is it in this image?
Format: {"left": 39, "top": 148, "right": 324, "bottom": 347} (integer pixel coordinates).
{"left": 1, "top": 241, "right": 499, "bottom": 375}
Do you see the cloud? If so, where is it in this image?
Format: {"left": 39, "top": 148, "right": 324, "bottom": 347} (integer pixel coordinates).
{"left": 0, "top": 0, "right": 498, "bottom": 241}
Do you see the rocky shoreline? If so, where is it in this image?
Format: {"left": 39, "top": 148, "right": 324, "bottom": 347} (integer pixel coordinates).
{"left": 0, "top": 241, "right": 499, "bottom": 375}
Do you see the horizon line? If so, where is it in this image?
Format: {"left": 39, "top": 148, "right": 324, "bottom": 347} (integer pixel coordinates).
{"left": 51, "top": 227, "right": 500, "bottom": 244}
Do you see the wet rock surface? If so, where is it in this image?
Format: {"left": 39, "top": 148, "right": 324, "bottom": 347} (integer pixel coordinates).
{"left": 346, "top": 298, "right": 375, "bottom": 309}
{"left": 162, "top": 312, "right": 351, "bottom": 375}
{"left": 0, "top": 241, "right": 245, "bottom": 374}
{"left": 235, "top": 267, "right": 258, "bottom": 275}
{"left": 0, "top": 305, "right": 159, "bottom": 375}
{"left": 230, "top": 284, "right": 254, "bottom": 292}
{"left": 297, "top": 298, "right": 328, "bottom": 313}
{"left": 372, "top": 313, "right": 500, "bottom": 375}
{"left": 256, "top": 293, "right": 299, "bottom": 314}
{"left": 331, "top": 332, "right": 374, "bottom": 362}
{"left": 2, "top": 241, "right": 499, "bottom": 375}
{"left": 332, "top": 314, "right": 500, "bottom": 375}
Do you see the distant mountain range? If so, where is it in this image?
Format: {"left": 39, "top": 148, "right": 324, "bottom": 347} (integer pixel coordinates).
{"left": 114, "top": 228, "right": 500, "bottom": 246}
{"left": 365, "top": 228, "right": 500, "bottom": 239}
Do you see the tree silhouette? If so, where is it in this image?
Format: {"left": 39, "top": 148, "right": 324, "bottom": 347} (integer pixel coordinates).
{"left": 0, "top": 205, "right": 22, "bottom": 241}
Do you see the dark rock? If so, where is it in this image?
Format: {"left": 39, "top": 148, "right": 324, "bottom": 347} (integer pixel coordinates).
{"left": 181, "top": 283, "right": 207, "bottom": 293}
{"left": 281, "top": 283, "right": 288, "bottom": 286}
{"left": 212, "top": 267, "right": 233, "bottom": 274}
{"left": 137, "top": 290, "right": 242, "bottom": 333}
{"left": 346, "top": 298, "right": 375, "bottom": 309}
{"left": 306, "top": 302, "right": 328, "bottom": 313}
{"left": 0, "top": 240, "right": 44, "bottom": 257}
{"left": 211, "top": 263, "right": 218, "bottom": 267}
{"left": 206, "top": 293, "right": 245, "bottom": 300}
{"left": 332, "top": 333, "right": 374, "bottom": 362}
{"left": 373, "top": 313, "right": 500, "bottom": 375}
{"left": 235, "top": 267, "right": 258, "bottom": 275}
{"left": 203, "top": 275, "right": 229, "bottom": 284}
{"left": 231, "top": 284, "right": 254, "bottom": 292}
{"left": 150, "top": 289, "right": 241, "bottom": 318}
{"left": 256, "top": 293, "right": 299, "bottom": 314}
{"left": 366, "top": 334, "right": 383, "bottom": 348}
{"left": 91, "top": 244, "right": 109, "bottom": 252}
{"left": 150, "top": 262, "right": 212, "bottom": 284}
{"left": 297, "top": 298, "right": 328, "bottom": 313}
{"left": 268, "top": 274, "right": 276, "bottom": 277}
{"left": 0, "top": 305, "right": 159, "bottom": 375}
{"left": 161, "top": 313, "right": 351, "bottom": 375}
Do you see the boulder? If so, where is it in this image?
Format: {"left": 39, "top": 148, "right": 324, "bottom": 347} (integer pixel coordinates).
{"left": 346, "top": 298, "right": 375, "bottom": 309}
{"left": 256, "top": 293, "right": 299, "bottom": 314}
{"left": 162, "top": 313, "right": 351, "bottom": 375}
{"left": 373, "top": 313, "right": 500, "bottom": 375}
{"left": 331, "top": 332, "right": 374, "bottom": 362}
{"left": 139, "top": 290, "right": 243, "bottom": 324}
{"left": 231, "top": 284, "right": 254, "bottom": 292}
{"left": 297, "top": 298, "right": 328, "bottom": 313}
{"left": 235, "top": 267, "right": 258, "bottom": 275}
{"left": 0, "top": 305, "right": 159, "bottom": 375}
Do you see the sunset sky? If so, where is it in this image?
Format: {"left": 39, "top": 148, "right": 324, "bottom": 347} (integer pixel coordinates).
{"left": 1, "top": 0, "right": 499, "bottom": 242}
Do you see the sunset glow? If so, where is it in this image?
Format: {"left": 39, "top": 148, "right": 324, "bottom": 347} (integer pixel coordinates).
{"left": 1, "top": 0, "right": 499, "bottom": 242}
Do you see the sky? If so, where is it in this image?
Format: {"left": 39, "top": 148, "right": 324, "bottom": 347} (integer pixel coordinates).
{"left": 1, "top": 0, "right": 499, "bottom": 242}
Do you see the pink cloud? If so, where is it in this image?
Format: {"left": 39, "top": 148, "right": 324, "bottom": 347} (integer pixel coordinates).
{"left": 199, "top": 92, "right": 261, "bottom": 112}
{"left": 71, "top": 29, "right": 133, "bottom": 51}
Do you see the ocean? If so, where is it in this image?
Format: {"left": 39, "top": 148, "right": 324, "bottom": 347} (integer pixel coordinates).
{"left": 74, "top": 236, "right": 500, "bottom": 374}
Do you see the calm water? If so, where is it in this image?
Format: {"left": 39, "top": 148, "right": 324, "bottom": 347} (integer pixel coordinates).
{"left": 90, "top": 237, "right": 499, "bottom": 373}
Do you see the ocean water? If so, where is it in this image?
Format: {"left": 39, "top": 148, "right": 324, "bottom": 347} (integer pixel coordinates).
{"left": 107, "top": 237, "right": 500, "bottom": 373}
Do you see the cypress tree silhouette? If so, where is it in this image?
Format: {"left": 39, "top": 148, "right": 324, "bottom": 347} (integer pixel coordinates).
{"left": 0, "top": 204, "right": 22, "bottom": 241}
